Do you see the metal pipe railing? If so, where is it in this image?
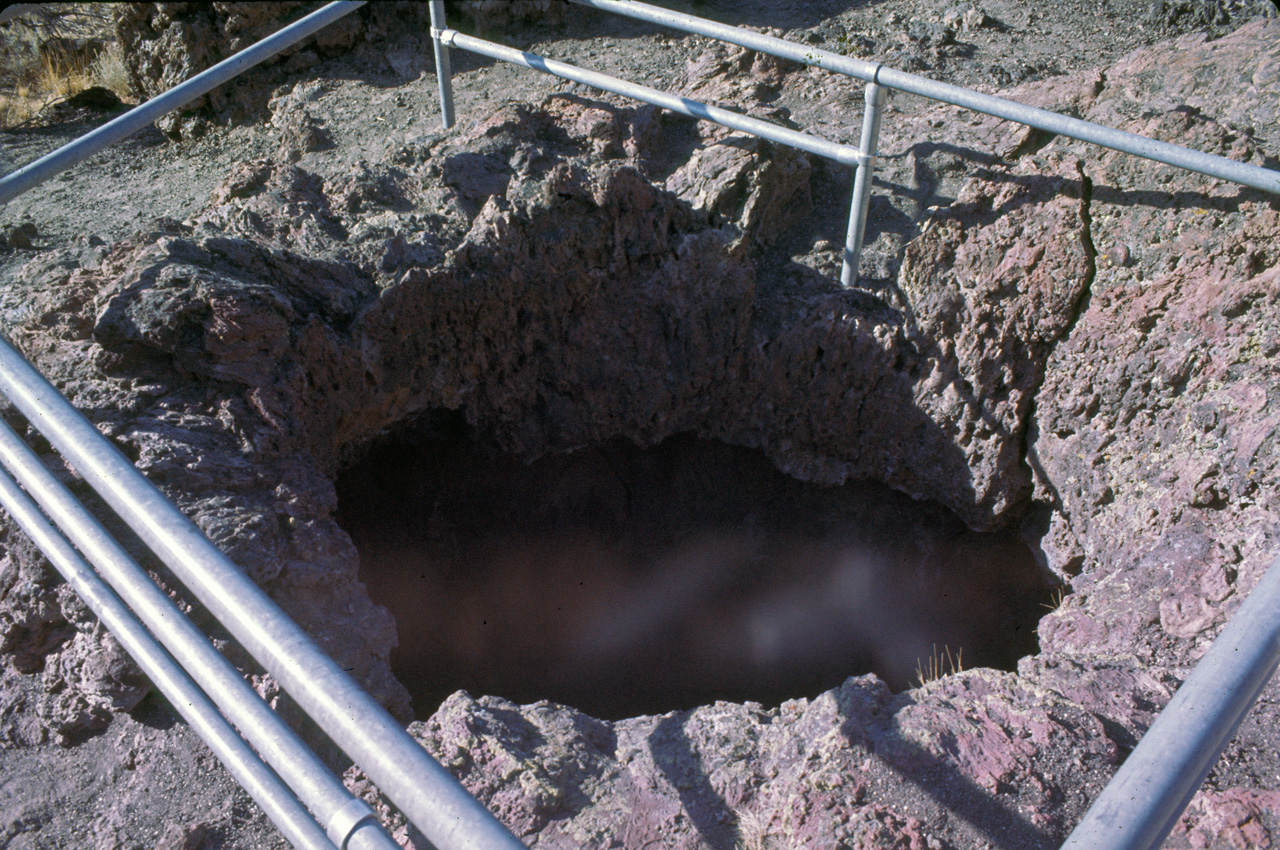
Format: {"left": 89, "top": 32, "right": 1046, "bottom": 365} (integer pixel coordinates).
{"left": 0, "top": 4, "right": 522, "bottom": 846}
{"left": 429, "top": 0, "right": 1279, "bottom": 283}
{"left": 0, "top": 1, "right": 367, "bottom": 206}
{"left": 0, "top": 466, "right": 338, "bottom": 850}
{"left": 428, "top": 1, "right": 456, "bottom": 129}
{"left": 0, "top": 334, "right": 528, "bottom": 850}
{"left": 0, "top": 5, "right": 39, "bottom": 26}
{"left": 0, "top": 419, "right": 400, "bottom": 850}
{"left": 439, "top": 30, "right": 864, "bottom": 168}
{"left": 0, "top": 0, "right": 1272, "bottom": 845}
{"left": 435, "top": 26, "right": 871, "bottom": 283}
{"left": 566, "top": 0, "right": 1280, "bottom": 196}
{"left": 842, "top": 83, "right": 887, "bottom": 288}
{"left": 1061, "top": 555, "right": 1280, "bottom": 849}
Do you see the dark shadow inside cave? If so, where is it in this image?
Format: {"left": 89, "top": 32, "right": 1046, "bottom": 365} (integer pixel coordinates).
{"left": 334, "top": 411, "right": 1059, "bottom": 721}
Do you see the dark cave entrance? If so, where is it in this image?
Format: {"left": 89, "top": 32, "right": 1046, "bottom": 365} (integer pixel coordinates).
{"left": 335, "top": 411, "right": 1058, "bottom": 720}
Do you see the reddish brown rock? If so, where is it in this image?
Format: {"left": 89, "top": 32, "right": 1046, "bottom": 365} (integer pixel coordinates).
{"left": 1025, "top": 17, "right": 1280, "bottom": 845}
{"left": 897, "top": 151, "right": 1094, "bottom": 525}
{"left": 346, "top": 671, "right": 1117, "bottom": 849}
{"left": 1173, "top": 787, "right": 1280, "bottom": 850}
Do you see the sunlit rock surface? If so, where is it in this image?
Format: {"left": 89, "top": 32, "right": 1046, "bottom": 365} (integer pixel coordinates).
{"left": 0, "top": 7, "right": 1278, "bottom": 849}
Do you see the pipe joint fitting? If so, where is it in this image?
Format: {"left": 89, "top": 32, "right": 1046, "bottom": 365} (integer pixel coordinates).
{"left": 327, "top": 798, "right": 380, "bottom": 850}
{"left": 836, "top": 148, "right": 875, "bottom": 168}
{"left": 866, "top": 82, "right": 888, "bottom": 108}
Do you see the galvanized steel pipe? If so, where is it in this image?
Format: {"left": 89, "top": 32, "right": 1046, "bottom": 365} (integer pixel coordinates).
{"left": 0, "top": 467, "right": 338, "bottom": 850}
{"left": 438, "top": 29, "right": 865, "bottom": 168}
{"left": 842, "top": 83, "right": 887, "bottom": 287}
{"left": 429, "top": 1, "right": 456, "bottom": 129}
{"left": 567, "top": 0, "right": 1280, "bottom": 196}
{"left": 0, "top": 420, "right": 399, "bottom": 850}
{"left": 569, "top": 0, "right": 879, "bottom": 81}
{"left": 0, "top": 1, "right": 367, "bottom": 206}
{"left": 0, "top": 335, "right": 528, "bottom": 850}
{"left": 1061, "top": 555, "right": 1280, "bottom": 850}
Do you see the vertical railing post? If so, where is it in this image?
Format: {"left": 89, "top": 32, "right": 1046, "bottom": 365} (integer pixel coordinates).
{"left": 428, "top": 1, "right": 456, "bottom": 129}
{"left": 842, "top": 82, "right": 887, "bottom": 288}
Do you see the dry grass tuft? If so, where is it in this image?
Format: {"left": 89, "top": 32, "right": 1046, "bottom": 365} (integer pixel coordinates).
{"left": 0, "top": 50, "right": 91, "bottom": 126}
{"left": 89, "top": 39, "right": 130, "bottom": 98}
{"left": 735, "top": 807, "right": 772, "bottom": 850}
{"left": 914, "top": 643, "right": 964, "bottom": 687}
{"left": 1041, "top": 584, "right": 1069, "bottom": 612}
{"left": 0, "top": 3, "right": 130, "bottom": 130}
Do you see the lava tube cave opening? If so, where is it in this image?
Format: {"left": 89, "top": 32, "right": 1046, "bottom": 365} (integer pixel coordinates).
{"left": 334, "top": 411, "right": 1059, "bottom": 721}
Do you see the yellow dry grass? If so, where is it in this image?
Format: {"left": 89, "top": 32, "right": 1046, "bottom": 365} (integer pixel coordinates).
{"left": 914, "top": 643, "right": 964, "bottom": 687}
{"left": 0, "top": 4, "right": 131, "bottom": 130}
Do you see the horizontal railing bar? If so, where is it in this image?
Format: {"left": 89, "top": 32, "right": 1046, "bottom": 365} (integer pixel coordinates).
{"left": 0, "top": 335, "right": 527, "bottom": 850}
{"left": 568, "top": 0, "right": 1280, "bottom": 196}
{"left": 0, "top": 1, "right": 367, "bottom": 206}
{"left": 568, "top": 0, "right": 879, "bottom": 82}
{"left": 0, "top": 465, "right": 338, "bottom": 850}
{"left": 1060, "top": 554, "right": 1280, "bottom": 849}
{"left": 871, "top": 65, "right": 1280, "bottom": 194}
{"left": 0, "top": 419, "right": 398, "bottom": 850}
{"left": 439, "top": 29, "right": 866, "bottom": 167}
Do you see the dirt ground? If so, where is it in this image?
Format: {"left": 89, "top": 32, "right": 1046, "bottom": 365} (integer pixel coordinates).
{"left": 1, "top": 1, "right": 1278, "bottom": 848}
{"left": 3, "top": 0, "right": 1276, "bottom": 250}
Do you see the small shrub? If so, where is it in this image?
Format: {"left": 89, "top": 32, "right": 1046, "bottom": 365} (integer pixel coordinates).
{"left": 89, "top": 40, "right": 130, "bottom": 100}
{"left": 0, "top": 3, "right": 125, "bottom": 130}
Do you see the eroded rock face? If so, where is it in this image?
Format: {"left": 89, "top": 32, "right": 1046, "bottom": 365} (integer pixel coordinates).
{"left": 0, "top": 68, "right": 1098, "bottom": 744}
{"left": 1030, "top": 21, "right": 1280, "bottom": 846}
{"left": 1021, "top": 27, "right": 1280, "bottom": 826}
{"left": 898, "top": 151, "right": 1094, "bottom": 524}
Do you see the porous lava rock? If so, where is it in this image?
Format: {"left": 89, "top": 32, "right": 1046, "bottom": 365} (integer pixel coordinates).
{"left": 897, "top": 151, "right": 1093, "bottom": 525}
{"left": 345, "top": 675, "right": 1118, "bottom": 849}
{"left": 112, "top": 2, "right": 433, "bottom": 139}
{"left": 111, "top": 2, "right": 572, "bottom": 140}
{"left": 1020, "top": 22, "right": 1280, "bottom": 842}
{"left": 0, "top": 62, "right": 1099, "bottom": 747}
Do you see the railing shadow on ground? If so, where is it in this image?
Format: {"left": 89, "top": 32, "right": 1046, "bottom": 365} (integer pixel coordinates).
{"left": 635, "top": 687, "right": 1065, "bottom": 850}
{"left": 649, "top": 713, "right": 741, "bottom": 850}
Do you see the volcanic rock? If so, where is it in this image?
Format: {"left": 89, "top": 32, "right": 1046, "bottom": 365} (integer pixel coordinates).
{"left": 1, "top": 5, "right": 1279, "bottom": 850}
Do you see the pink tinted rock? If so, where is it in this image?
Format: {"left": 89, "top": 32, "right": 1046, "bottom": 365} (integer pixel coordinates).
{"left": 1172, "top": 787, "right": 1280, "bottom": 850}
